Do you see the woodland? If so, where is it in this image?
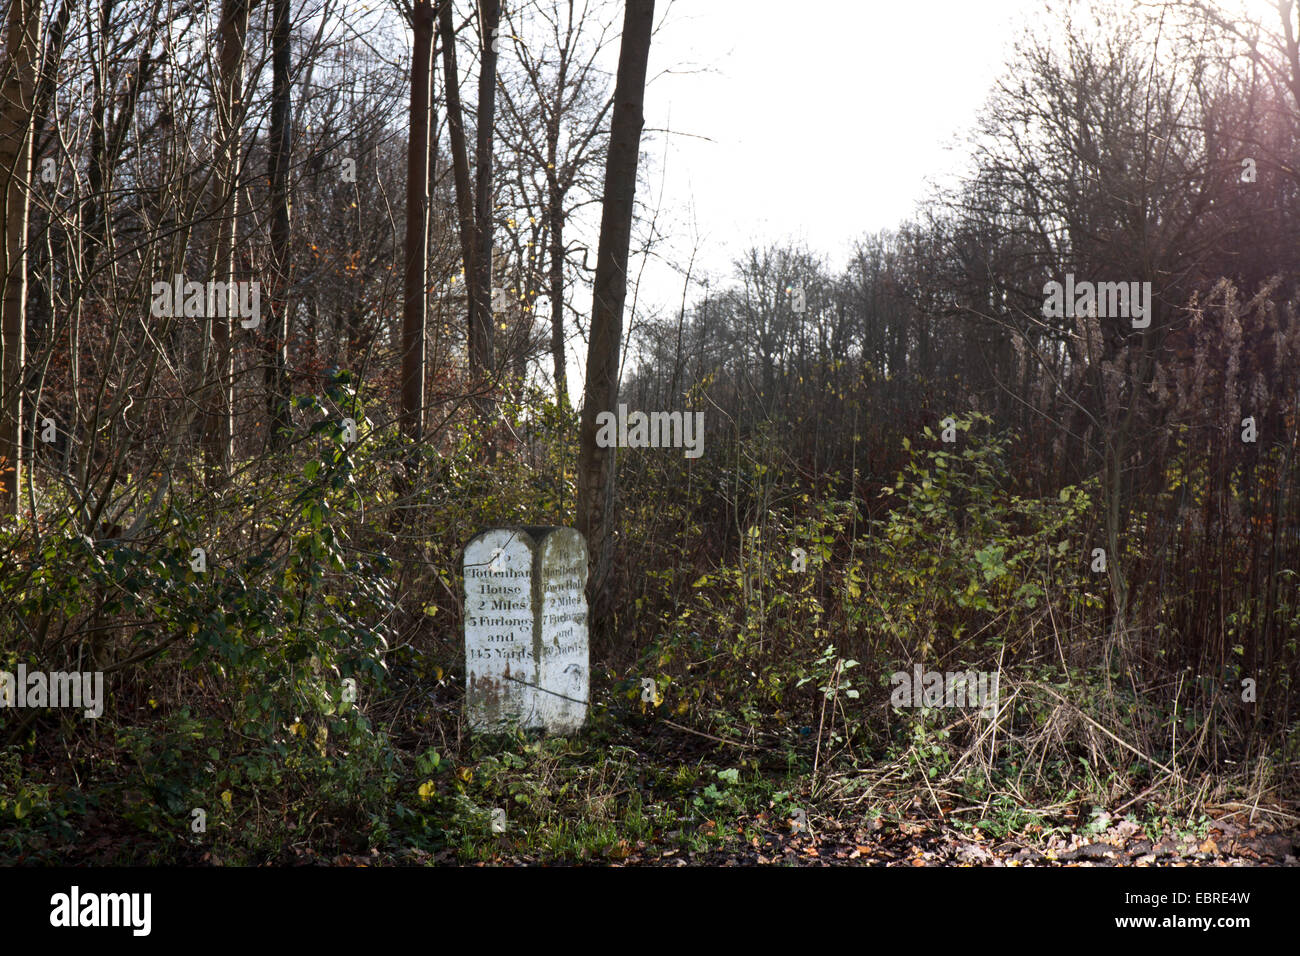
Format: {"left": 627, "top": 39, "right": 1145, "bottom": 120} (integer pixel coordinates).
{"left": 0, "top": 0, "right": 1297, "bottom": 866}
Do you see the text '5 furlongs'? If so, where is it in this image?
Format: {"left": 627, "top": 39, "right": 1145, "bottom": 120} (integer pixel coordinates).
{"left": 149, "top": 274, "right": 261, "bottom": 328}
{"left": 594, "top": 405, "right": 704, "bottom": 458}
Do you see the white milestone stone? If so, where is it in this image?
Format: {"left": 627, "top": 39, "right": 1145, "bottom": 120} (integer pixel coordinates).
{"left": 463, "top": 527, "right": 589, "bottom": 734}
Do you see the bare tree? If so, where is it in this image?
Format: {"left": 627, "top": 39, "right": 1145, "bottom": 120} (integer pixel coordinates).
{"left": 0, "top": 0, "right": 38, "bottom": 516}
{"left": 437, "top": 0, "right": 479, "bottom": 379}
{"left": 265, "top": 0, "right": 293, "bottom": 446}
{"left": 201, "top": 0, "right": 252, "bottom": 476}
{"left": 471, "top": 0, "right": 501, "bottom": 417}
{"left": 436, "top": 0, "right": 498, "bottom": 436}
{"left": 497, "top": 0, "right": 617, "bottom": 408}
{"left": 401, "top": 0, "right": 436, "bottom": 444}
{"left": 576, "top": 0, "right": 654, "bottom": 626}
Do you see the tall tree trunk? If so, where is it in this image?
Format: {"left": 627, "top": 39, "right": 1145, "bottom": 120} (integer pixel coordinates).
{"left": 202, "top": 0, "right": 250, "bottom": 477}
{"left": 0, "top": 0, "right": 38, "bottom": 517}
{"left": 548, "top": 153, "right": 568, "bottom": 408}
{"left": 470, "top": 0, "right": 500, "bottom": 424}
{"left": 437, "top": 0, "right": 478, "bottom": 369}
{"left": 401, "top": 0, "right": 435, "bottom": 444}
{"left": 265, "top": 0, "right": 293, "bottom": 447}
{"left": 576, "top": 0, "right": 654, "bottom": 630}
{"left": 83, "top": 0, "right": 113, "bottom": 280}
{"left": 30, "top": 0, "right": 69, "bottom": 157}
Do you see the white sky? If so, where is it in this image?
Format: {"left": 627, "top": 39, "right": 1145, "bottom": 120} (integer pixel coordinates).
{"left": 369, "top": 0, "right": 1276, "bottom": 396}
{"left": 629, "top": 0, "right": 1047, "bottom": 312}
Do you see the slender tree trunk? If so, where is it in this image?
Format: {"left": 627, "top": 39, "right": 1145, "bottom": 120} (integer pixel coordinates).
{"left": 425, "top": 38, "right": 439, "bottom": 335}
{"left": 548, "top": 163, "right": 568, "bottom": 408}
{"left": 30, "top": 0, "right": 69, "bottom": 157}
{"left": 202, "top": 0, "right": 250, "bottom": 477}
{"left": 265, "top": 0, "right": 293, "bottom": 447}
{"left": 577, "top": 0, "right": 654, "bottom": 629}
{"left": 83, "top": 0, "right": 114, "bottom": 281}
{"left": 437, "top": 0, "right": 478, "bottom": 363}
{"left": 0, "top": 0, "right": 38, "bottom": 517}
{"left": 470, "top": 0, "right": 500, "bottom": 420}
{"left": 401, "top": 0, "right": 435, "bottom": 444}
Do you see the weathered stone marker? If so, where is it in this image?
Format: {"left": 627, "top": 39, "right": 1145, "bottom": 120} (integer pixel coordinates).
{"left": 463, "top": 527, "right": 589, "bottom": 734}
